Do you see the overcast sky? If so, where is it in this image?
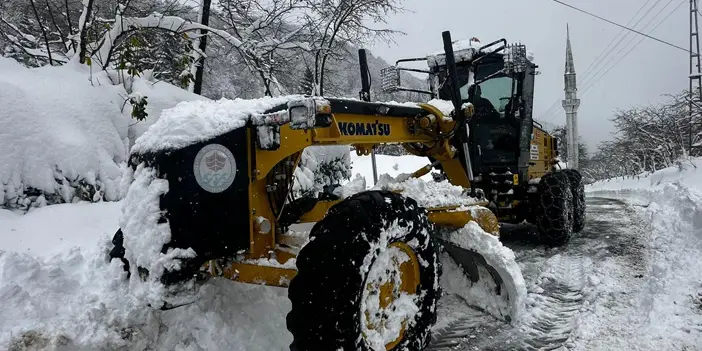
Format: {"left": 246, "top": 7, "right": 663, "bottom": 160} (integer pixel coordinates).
{"left": 367, "top": 0, "right": 691, "bottom": 151}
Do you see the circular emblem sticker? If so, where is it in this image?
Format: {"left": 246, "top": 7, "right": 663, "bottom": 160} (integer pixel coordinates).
{"left": 193, "top": 144, "right": 237, "bottom": 193}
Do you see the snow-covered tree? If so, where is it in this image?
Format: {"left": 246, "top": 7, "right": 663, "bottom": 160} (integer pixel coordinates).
{"left": 581, "top": 90, "right": 701, "bottom": 181}
{"left": 550, "top": 125, "right": 589, "bottom": 168}
{"left": 302, "top": 0, "right": 405, "bottom": 95}
{"left": 298, "top": 66, "right": 315, "bottom": 95}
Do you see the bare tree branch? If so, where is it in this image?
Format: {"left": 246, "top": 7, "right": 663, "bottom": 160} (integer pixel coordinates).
{"left": 29, "top": 0, "right": 53, "bottom": 65}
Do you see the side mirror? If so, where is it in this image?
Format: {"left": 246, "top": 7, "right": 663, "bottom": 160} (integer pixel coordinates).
{"left": 503, "top": 44, "right": 528, "bottom": 74}
{"left": 380, "top": 66, "right": 401, "bottom": 93}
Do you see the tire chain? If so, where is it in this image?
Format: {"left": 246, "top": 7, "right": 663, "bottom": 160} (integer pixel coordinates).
{"left": 534, "top": 172, "right": 574, "bottom": 245}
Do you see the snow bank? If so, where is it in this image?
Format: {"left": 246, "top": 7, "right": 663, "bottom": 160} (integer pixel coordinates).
{"left": 0, "top": 58, "right": 126, "bottom": 208}
{"left": 0, "top": 202, "right": 292, "bottom": 351}
{"left": 587, "top": 158, "right": 702, "bottom": 216}
{"left": 0, "top": 247, "right": 292, "bottom": 351}
{"left": 127, "top": 77, "right": 209, "bottom": 139}
{"left": 0, "top": 202, "right": 119, "bottom": 257}
{"left": 0, "top": 57, "right": 203, "bottom": 210}
{"left": 581, "top": 158, "right": 702, "bottom": 349}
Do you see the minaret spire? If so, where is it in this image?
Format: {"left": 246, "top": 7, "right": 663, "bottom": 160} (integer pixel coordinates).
{"left": 562, "top": 24, "right": 580, "bottom": 169}
{"left": 565, "top": 24, "right": 575, "bottom": 75}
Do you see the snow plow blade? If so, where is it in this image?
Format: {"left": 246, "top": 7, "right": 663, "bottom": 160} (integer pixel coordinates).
{"left": 434, "top": 222, "right": 527, "bottom": 324}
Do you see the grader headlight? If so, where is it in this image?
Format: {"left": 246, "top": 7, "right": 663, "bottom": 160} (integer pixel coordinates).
{"left": 315, "top": 98, "right": 332, "bottom": 114}
{"left": 289, "top": 104, "right": 313, "bottom": 130}
{"left": 288, "top": 98, "right": 333, "bottom": 130}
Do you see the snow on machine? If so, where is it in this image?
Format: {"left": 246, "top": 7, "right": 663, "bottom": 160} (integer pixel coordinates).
{"left": 110, "top": 31, "right": 585, "bottom": 350}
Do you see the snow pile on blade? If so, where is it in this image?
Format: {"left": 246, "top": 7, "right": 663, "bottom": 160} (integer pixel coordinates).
{"left": 372, "top": 176, "right": 482, "bottom": 208}
{"left": 132, "top": 95, "right": 302, "bottom": 153}
{"left": 438, "top": 222, "right": 527, "bottom": 323}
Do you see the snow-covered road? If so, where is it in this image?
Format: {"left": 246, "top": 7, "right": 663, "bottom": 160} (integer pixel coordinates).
{"left": 431, "top": 196, "right": 702, "bottom": 351}
{"left": 2, "top": 190, "right": 700, "bottom": 350}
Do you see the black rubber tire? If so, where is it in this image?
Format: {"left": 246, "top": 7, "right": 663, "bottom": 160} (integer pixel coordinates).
{"left": 533, "top": 171, "right": 574, "bottom": 246}
{"left": 561, "top": 169, "right": 586, "bottom": 233}
{"left": 286, "top": 190, "right": 440, "bottom": 351}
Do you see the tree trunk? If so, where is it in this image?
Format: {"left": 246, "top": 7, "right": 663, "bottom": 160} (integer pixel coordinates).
{"left": 78, "top": 0, "right": 94, "bottom": 64}
{"left": 29, "top": 0, "right": 53, "bottom": 65}
{"left": 192, "top": 0, "right": 212, "bottom": 95}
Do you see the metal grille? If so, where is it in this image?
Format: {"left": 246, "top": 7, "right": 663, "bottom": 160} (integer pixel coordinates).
{"left": 380, "top": 66, "right": 400, "bottom": 92}
{"left": 504, "top": 43, "right": 528, "bottom": 73}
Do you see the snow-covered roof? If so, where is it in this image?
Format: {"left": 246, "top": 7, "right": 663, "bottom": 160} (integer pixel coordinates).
{"left": 427, "top": 38, "right": 482, "bottom": 68}
{"left": 426, "top": 37, "right": 536, "bottom": 68}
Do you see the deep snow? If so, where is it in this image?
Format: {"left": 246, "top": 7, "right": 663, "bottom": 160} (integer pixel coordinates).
{"left": 3, "top": 156, "right": 702, "bottom": 351}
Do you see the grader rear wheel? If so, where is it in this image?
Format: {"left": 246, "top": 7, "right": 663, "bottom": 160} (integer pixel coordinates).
{"left": 286, "top": 190, "right": 440, "bottom": 351}
{"left": 562, "top": 169, "right": 586, "bottom": 233}
{"left": 533, "top": 171, "right": 575, "bottom": 246}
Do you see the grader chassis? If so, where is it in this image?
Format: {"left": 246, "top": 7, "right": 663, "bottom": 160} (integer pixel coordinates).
{"left": 111, "top": 31, "right": 585, "bottom": 350}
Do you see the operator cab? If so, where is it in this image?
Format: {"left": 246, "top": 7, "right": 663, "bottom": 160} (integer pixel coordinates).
{"left": 425, "top": 38, "right": 537, "bottom": 177}
{"left": 380, "top": 36, "right": 538, "bottom": 184}
{"left": 435, "top": 56, "right": 521, "bottom": 170}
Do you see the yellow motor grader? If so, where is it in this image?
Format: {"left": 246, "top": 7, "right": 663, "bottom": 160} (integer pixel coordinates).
{"left": 111, "top": 31, "right": 585, "bottom": 350}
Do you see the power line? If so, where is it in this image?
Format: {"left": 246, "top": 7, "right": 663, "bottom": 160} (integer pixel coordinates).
{"left": 580, "top": 0, "right": 656, "bottom": 79}
{"left": 553, "top": 0, "right": 691, "bottom": 53}
{"left": 580, "top": 0, "right": 685, "bottom": 96}
{"left": 578, "top": 0, "right": 677, "bottom": 91}
{"left": 537, "top": 0, "right": 674, "bottom": 123}
{"left": 577, "top": 0, "right": 666, "bottom": 90}
{"left": 539, "top": 0, "right": 661, "bottom": 123}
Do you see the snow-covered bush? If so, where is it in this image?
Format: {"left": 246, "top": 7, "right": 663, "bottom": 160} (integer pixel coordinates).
{"left": 293, "top": 146, "right": 352, "bottom": 197}
{"left": 0, "top": 57, "right": 202, "bottom": 210}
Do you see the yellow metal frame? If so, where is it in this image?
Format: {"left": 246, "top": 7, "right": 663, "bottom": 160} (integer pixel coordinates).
{"left": 220, "top": 101, "right": 556, "bottom": 287}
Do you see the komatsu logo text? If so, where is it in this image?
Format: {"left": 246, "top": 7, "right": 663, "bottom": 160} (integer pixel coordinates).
{"left": 338, "top": 121, "right": 391, "bottom": 136}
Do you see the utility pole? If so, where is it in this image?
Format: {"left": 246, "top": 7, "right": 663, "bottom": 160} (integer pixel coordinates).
{"left": 689, "top": 0, "right": 702, "bottom": 153}
{"left": 358, "top": 49, "right": 378, "bottom": 185}
{"left": 562, "top": 24, "right": 581, "bottom": 169}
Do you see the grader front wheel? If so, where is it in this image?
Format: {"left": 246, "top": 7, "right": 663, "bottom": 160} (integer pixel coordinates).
{"left": 286, "top": 191, "right": 440, "bottom": 351}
